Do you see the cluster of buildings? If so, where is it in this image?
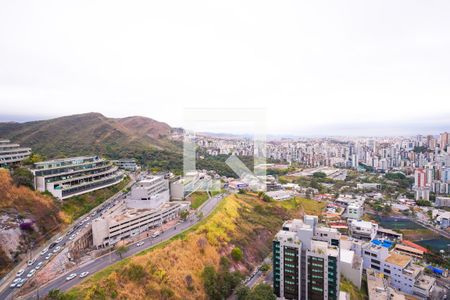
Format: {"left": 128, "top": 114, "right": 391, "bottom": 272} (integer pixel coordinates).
{"left": 273, "top": 215, "right": 440, "bottom": 300}
{"left": 91, "top": 175, "right": 189, "bottom": 247}
{"left": 0, "top": 138, "right": 31, "bottom": 167}
{"left": 413, "top": 165, "right": 450, "bottom": 201}
{"left": 194, "top": 133, "right": 450, "bottom": 173}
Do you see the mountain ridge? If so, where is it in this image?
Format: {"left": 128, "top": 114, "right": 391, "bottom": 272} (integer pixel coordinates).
{"left": 0, "top": 112, "right": 180, "bottom": 160}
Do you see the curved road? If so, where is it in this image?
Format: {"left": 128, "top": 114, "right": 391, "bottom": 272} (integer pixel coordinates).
{"left": 15, "top": 193, "right": 225, "bottom": 300}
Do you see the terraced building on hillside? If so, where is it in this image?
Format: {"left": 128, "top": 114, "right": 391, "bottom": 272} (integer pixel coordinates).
{"left": 0, "top": 138, "right": 32, "bottom": 166}
{"left": 31, "top": 156, "right": 124, "bottom": 200}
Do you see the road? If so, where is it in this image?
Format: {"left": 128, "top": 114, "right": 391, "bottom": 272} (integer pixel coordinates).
{"left": 0, "top": 177, "right": 137, "bottom": 300}
{"left": 17, "top": 193, "right": 225, "bottom": 300}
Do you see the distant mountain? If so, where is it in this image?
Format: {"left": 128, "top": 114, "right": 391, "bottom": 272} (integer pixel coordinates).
{"left": 0, "top": 112, "right": 181, "bottom": 161}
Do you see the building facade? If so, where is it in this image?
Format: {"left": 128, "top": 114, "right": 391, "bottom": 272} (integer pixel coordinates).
{"left": 31, "top": 156, "right": 124, "bottom": 200}
{"left": 0, "top": 139, "right": 31, "bottom": 166}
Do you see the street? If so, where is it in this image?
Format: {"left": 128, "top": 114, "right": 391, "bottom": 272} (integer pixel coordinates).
{"left": 14, "top": 193, "right": 224, "bottom": 300}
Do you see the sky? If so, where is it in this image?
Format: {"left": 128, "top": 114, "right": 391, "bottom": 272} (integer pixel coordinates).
{"left": 1, "top": 1, "right": 450, "bottom": 136}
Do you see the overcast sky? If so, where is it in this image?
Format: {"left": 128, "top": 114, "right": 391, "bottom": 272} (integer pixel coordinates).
{"left": 1, "top": 1, "right": 449, "bottom": 136}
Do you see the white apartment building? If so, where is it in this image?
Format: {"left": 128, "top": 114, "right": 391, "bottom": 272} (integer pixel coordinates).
{"left": 274, "top": 216, "right": 340, "bottom": 300}
{"left": 345, "top": 202, "right": 364, "bottom": 219}
{"left": 0, "top": 139, "right": 31, "bottom": 166}
{"left": 126, "top": 176, "right": 170, "bottom": 209}
{"left": 92, "top": 175, "right": 189, "bottom": 247}
{"left": 362, "top": 243, "right": 435, "bottom": 297}
{"left": 32, "top": 156, "right": 124, "bottom": 200}
{"left": 349, "top": 220, "right": 378, "bottom": 240}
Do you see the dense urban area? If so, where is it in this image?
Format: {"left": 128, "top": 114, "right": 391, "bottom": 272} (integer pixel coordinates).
{"left": 0, "top": 118, "right": 449, "bottom": 300}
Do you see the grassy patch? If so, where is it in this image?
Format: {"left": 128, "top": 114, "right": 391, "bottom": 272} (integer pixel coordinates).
{"left": 189, "top": 191, "right": 209, "bottom": 209}
{"left": 60, "top": 176, "right": 130, "bottom": 223}
{"left": 340, "top": 277, "right": 367, "bottom": 300}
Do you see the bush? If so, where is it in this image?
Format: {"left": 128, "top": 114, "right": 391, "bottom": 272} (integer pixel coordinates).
{"left": 231, "top": 247, "right": 243, "bottom": 261}
{"left": 124, "top": 263, "right": 147, "bottom": 283}
{"left": 12, "top": 167, "right": 34, "bottom": 189}
{"left": 201, "top": 265, "right": 243, "bottom": 300}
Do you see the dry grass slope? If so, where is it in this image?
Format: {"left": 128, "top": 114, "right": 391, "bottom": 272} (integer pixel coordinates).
{"left": 65, "top": 194, "right": 324, "bottom": 300}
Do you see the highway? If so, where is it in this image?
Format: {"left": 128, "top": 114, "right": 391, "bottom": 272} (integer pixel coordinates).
{"left": 16, "top": 193, "right": 225, "bottom": 300}
{"left": 0, "top": 177, "right": 137, "bottom": 300}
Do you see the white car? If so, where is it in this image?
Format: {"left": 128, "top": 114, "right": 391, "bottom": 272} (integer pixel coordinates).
{"left": 69, "top": 234, "right": 75, "bottom": 240}
{"left": 56, "top": 236, "right": 63, "bottom": 243}
{"left": 151, "top": 231, "right": 161, "bottom": 238}
{"left": 40, "top": 248, "right": 49, "bottom": 256}
{"left": 79, "top": 272, "right": 89, "bottom": 278}
{"left": 16, "top": 269, "right": 25, "bottom": 277}
{"left": 53, "top": 246, "right": 61, "bottom": 253}
{"left": 45, "top": 253, "right": 53, "bottom": 260}
{"left": 35, "top": 262, "right": 44, "bottom": 270}
{"left": 10, "top": 278, "right": 21, "bottom": 288}
{"left": 15, "top": 278, "right": 27, "bottom": 288}
{"left": 66, "top": 273, "right": 77, "bottom": 281}
{"left": 27, "top": 259, "right": 35, "bottom": 266}
{"left": 136, "top": 242, "right": 144, "bottom": 247}
{"left": 26, "top": 269, "right": 36, "bottom": 278}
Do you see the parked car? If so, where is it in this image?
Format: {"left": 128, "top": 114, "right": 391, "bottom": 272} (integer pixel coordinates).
{"left": 10, "top": 278, "right": 21, "bottom": 288}
{"left": 79, "top": 272, "right": 89, "bottom": 278}
{"left": 35, "top": 262, "right": 44, "bottom": 270}
{"left": 40, "top": 248, "right": 49, "bottom": 256}
{"left": 26, "top": 269, "right": 36, "bottom": 278}
{"left": 27, "top": 259, "right": 35, "bottom": 266}
{"left": 66, "top": 273, "right": 77, "bottom": 281}
{"left": 16, "top": 278, "right": 27, "bottom": 288}
{"left": 16, "top": 269, "right": 25, "bottom": 277}
{"left": 56, "top": 236, "right": 64, "bottom": 243}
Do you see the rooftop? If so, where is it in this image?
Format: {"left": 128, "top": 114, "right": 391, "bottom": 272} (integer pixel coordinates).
{"left": 385, "top": 252, "right": 412, "bottom": 268}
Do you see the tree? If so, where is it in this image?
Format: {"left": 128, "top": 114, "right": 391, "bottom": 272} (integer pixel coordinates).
{"left": 11, "top": 167, "right": 34, "bottom": 189}
{"left": 312, "top": 172, "right": 327, "bottom": 179}
{"left": 179, "top": 210, "right": 189, "bottom": 221}
{"left": 236, "top": 285, "right": 250, "bottom": 300}
{"left": 231, "top": 247, "right": 243, "bottom": 261}
{"left": 116, "top": 244, "right": 129, "bottom": 259}
{"left": 248, "top": 283, "right": 276, "bottom": 300}
{"left": 47, "top": 289, "right": 69, "bottom": 300}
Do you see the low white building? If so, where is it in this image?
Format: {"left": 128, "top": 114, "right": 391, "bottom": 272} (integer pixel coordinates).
{"left": 91, "top": 175, "right": 189, "bottom": 247}
{"left": 349, "top": 220, "right": 378, "bottom": 240}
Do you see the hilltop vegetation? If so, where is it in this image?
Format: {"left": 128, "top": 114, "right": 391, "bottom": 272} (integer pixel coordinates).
{"left": 61, "top": 193, "right": 317, "bottom": 300}
{"left": 0, "top": 112, "right": 178, "bottom": 161}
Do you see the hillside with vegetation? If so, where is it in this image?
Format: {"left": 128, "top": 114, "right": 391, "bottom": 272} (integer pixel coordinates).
{"left": 58, "top": 194, "right": 319, "bottom": 300}
{"left": 0, "top": 112, "right": 179, "bottom": 162}
{"left": 0, "top": 169, "right": 68, "bottom": 277}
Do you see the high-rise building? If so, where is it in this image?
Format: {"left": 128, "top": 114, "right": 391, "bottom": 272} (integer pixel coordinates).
{"left": 440, "top": 132, "right": 449, "bottom": 150}
{"left": 414, "top": 168, "right": 427, "bottom": 188}
{"left": 0, "top": 139, "right": 32, "bottom": 166}
{"left": 273, "top": 217, "right": 340, "bottom": 300}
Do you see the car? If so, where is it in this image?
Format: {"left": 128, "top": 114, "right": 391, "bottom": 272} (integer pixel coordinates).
{"left": 151, "top": 231, "right": 161, "bottom": 238}
{"left": 16, "top": 278, "right": 27, "bottom": 288}
{"left": 136, "top": 242, "right": 144, "bottom": 247}
{"left": 55, "top": 236, "right": 63, "bottom": 243}
{"left": 53, "top": 246, "right": 61, "bottom": 253}
{"left": 69, "top": 234, "right": 76, "bottom": 240}
{"left": 40, "top": 248, "right": 49, "bottom": 256}
{"left": 49, "top": 242, "right": 57, "bottom": 249}
{"left": 26, "top": 269, "right": 36, "bottom": 278}
{"left": 27, "top": 258, "right": 35, "bottom": 266}
{"left": 79, "top": 271, "right": 89, "bottom": 278}
{"left": 35, "top": 262, "right": 44, "bottom": 270}
{"left": 45, "top": 253, "right": 53, "bottom": 260}
{"left": 10, "top": 278, "right": 21, "bottom": 288}
{"left": 16, "top": 269, "right": 25, "bottom": 277}
{"left": 66, "top": 273, "right": 77, "bottom": 281}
